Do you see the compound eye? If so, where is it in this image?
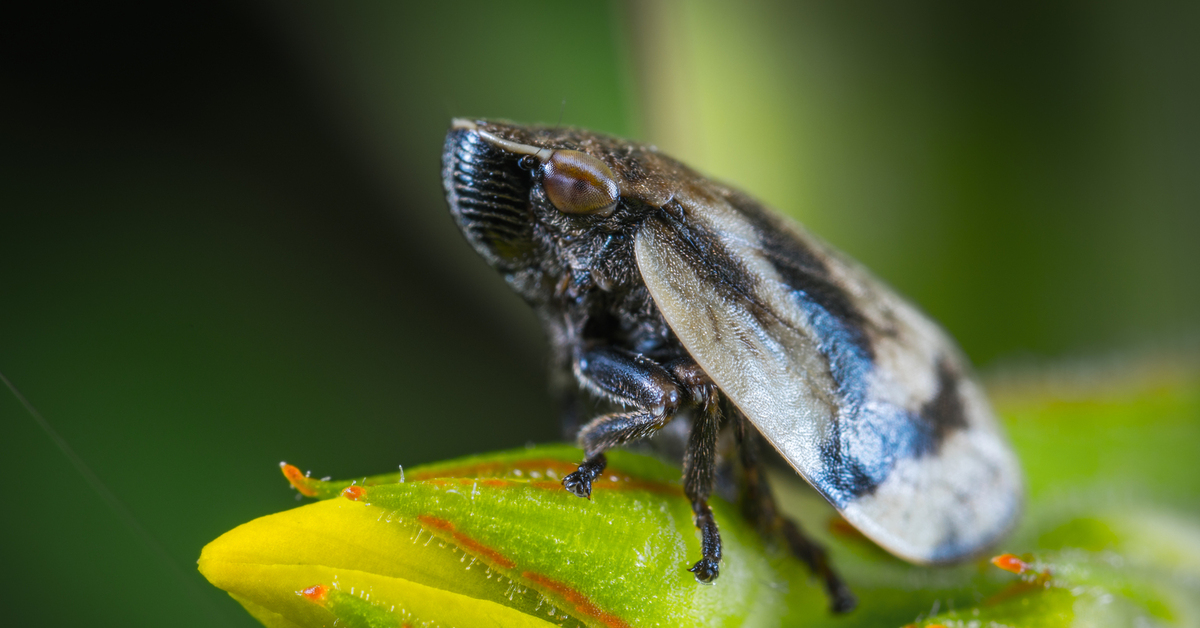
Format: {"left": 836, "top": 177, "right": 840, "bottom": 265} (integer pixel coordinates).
{"left": 542, "top": 150, "right": 620, "bottom": 216}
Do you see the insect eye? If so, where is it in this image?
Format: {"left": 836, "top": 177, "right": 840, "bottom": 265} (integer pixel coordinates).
{"left": 517, "top": 155, "right": 539, "bottom": 170}
{"left": 542, "top": 150, "right": 620, "bottom": 216}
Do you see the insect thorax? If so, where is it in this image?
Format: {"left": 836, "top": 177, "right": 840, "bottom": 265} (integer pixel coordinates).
{"left": 527, "top": 198, "right": 682, "bottom": 363}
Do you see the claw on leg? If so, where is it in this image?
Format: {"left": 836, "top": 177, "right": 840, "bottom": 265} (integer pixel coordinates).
{"left": 689, "top": 501, "right": 722, "bottom": 583}
{"left": 562, "top": 454, "right": 606, "bottom": 499}
{"left": 688, "top": 557, "right": 720, "bottom": 583}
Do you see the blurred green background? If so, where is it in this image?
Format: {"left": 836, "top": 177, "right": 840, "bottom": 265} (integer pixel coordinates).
{"left": 1, "top": 1, "right": 1197, "bottom": 626}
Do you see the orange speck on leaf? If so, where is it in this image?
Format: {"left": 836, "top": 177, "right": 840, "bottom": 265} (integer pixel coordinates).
{"left": 985, "top": 555, "right": 1053, "bottom": 605}
{"left": 341, "top": 485, "right": 366, "bottom": 501}
{"left": 299, "top": 584, "right": 328, "bottom": 604}
{"left": 991, "top": 553, "right": 1028, "bottom": 574}
{"left": 281, "top": 463, "right": 320, "bottom": 497}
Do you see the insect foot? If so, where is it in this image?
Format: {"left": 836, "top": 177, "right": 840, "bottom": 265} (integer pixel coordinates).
{"left": 688, "top": 501, "right": 723, "bottom": 583}
{"left": 830, "top": 585, "right": 858, "bottom": 614}
{"left": 561, "top": 454, "right": 606, "bottom": 499}
{"left": 560, "top": 471, "right": 592, "bottom": 499}
{"left": 688, "top": 557, "right": 720, "bottom": 583}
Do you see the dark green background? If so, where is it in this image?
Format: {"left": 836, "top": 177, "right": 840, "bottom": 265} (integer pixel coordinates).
{"left": 2, "top": 2, "right": 1197, "bottom": 626}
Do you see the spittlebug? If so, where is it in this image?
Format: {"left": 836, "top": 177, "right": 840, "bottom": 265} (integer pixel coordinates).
{"left": 441, "top": 119, "right": 1023, "bottom": 612}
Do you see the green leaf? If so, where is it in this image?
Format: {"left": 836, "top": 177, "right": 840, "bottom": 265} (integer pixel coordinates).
{"left": 201, "top": 369, "right": 1200, "bottom": 627}
{"left": 201, "top": 446, "right": 807, "bottom": 627}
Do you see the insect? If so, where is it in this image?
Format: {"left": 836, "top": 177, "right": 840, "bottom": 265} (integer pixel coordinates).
{"left": 441, "top": 119, "right": 1023, "bottom": 613}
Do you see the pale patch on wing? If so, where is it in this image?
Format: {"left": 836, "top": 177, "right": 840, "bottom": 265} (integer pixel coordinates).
{"left": 635, "top": 196, "right": 1022, "bottom": 563}
{"left": 841, "top": 421, "right": 1023, "bottom": 563}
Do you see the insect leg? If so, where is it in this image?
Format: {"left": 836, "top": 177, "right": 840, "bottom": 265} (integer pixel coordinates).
{"left": 562, "top": 347, "right": 682, "bottom": 499}
{"left": 561, "top": 451, "right": 607, "bottom": 499}
{"left": 563, "top": 408, "right": 674, "bottom": 498}
{"left": 684, "top": 396, "right": 723, "bottom": 583}
{"left": 665, "top": 358, "right": 725, "bottom": 583}
{"left": 734, "top": 413, "right": 858, "bottom": 613}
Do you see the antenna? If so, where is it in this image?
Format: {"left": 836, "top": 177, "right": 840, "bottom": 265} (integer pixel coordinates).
{"left": 555, "top": 98, "right": 567, "bottom": 130}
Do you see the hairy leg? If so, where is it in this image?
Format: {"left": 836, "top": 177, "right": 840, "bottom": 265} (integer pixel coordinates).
{"left": 562, "top": 347, "right": 682, "bottom": 498}
{"left": 562, "top": 408, "right": 675, "bottom": 498}
{"left": 683, "top": 395, "right": 722, "bottom": 582}
{"left": 563, "top": 351, "right": 730, "bottom": 584}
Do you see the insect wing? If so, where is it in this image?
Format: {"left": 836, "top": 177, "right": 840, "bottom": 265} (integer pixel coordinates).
{"left": 634, "top": 191, "right": 1022, "bottom": 564}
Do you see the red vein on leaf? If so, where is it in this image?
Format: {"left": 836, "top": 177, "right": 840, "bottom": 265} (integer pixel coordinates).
{"left": 416, "top": 515, "right": 516, "bottom": 570}
{"left": 522, "top": 571, "right": 632, "bottom": 628}
{"left": 409, "top": 459, "right": 582, "bottom": 481}
{"left": 420, "top": 475, "right": 681, "bottom": 496}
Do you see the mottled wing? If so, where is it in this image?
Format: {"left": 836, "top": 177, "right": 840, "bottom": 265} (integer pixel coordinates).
{"left": 634, "top": 188, "right": 1022, "bottom": 563}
